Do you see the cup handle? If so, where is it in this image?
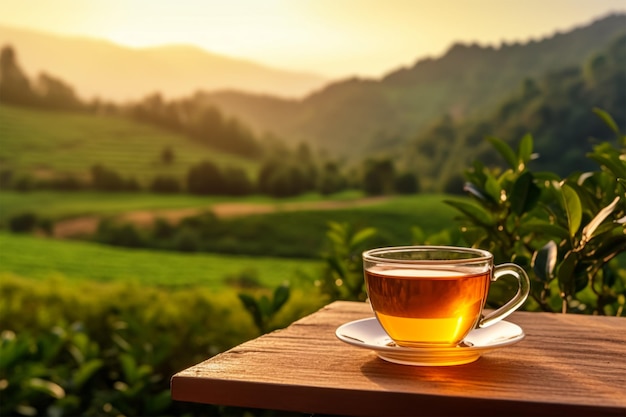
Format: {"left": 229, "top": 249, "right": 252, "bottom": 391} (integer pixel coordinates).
{"left": 479, "top": 263, "right": 530, "bottom": 328}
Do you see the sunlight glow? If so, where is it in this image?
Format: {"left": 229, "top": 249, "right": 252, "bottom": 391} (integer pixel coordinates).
{"left": 1, "top": 0, "right": 625, "bottom": 77}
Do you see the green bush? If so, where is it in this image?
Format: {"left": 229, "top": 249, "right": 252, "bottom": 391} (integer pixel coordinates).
{"left": 7, "top": 212, "right": 54, "bottom": 235}
{"left": 0, "top": 274, "right": 259, "bottom": 416}
{"left": 8, "top": 212, "right": 38, "bottom": 233}
{"left": 446, "top": 109, "right": 626, "bottom": 315}
{"left": 0, "top": 273, "right": 324, "bottom": 417}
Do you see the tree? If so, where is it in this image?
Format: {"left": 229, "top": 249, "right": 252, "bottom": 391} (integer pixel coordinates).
{"left": 222, "top": 166, "right": 254, "bottom": 196}
{"left": 8, "top": 212, "right": 38, "bottom": 233}
{"left": 394, "top": 172, "right": 419, "bottom": 194}
{"left": 0, "top": 45, "right": 38, "bottom": 106}
{"left": 318, "top": 161, "right": 347, "bottom": 195}
{"left": 362, "top": 158, "right": 395, "bottom": 195}
{"left": 186, "top": 160, "right": 224, "bottom": 195}
{"left": 36, "top": 72, "right": 83, "bottom": 110}
{"left": 257, "top": 158, "right": 311, "bottom": 198}
{"left": 91, "top": 164, "right": 126, "bottom": 191}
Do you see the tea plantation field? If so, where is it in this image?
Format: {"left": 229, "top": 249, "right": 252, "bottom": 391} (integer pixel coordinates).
{"left": 0, "top": 232, "right": 321, "bottom": 291}
{"left": 0, "top": 104, "right": 257, "bottom": 185}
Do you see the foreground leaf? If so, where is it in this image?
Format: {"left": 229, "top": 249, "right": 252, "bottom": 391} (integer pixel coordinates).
{"left": 487, "top": 136, "right": 518, "bottom": 170}
{"left": 444, "top": 199, "right": 495, "bottom": 227}
{"left": 28, "top": 378, "right": 65, "bottom": 399}
{"left": 510, "top": 171, "right": 541, "bottom": 215}
{"left": 272, "top": 285, "right": 290, "bottom": 313}
{"left": 581, "top": 196, "right": 620, "bottom": 246}
{"left": 532, "top": 241, "right": 557, "bottom": 282}
{"left": 593, "top": 107, "right": 621, "bottom": 137}
{"left": 517, "top": 133, "right": 534, "bottom": 169}
{"left": 561, "top": 183, "right": 583, "bottom": 238}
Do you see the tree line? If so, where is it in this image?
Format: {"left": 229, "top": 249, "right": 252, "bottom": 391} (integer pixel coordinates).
{"left": 5, "top": 150, "right": 419, "bottom": 198}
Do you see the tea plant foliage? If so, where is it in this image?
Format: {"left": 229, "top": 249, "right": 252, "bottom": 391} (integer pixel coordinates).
{"left": 446, "top": 109, "right": 626, "bottom": 315}
{"left": 317, "top": 221, "right": 377, "bottom": 301}
{"left": 238, "top": 283, "right": 291, "bottom": 334}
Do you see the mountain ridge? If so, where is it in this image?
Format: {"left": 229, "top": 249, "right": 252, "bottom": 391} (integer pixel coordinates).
{"left": 0, "top": 24, "right": 329, "bottom": 101}
{"left": 197, "top": 13, "right": 626, "bottom": 156}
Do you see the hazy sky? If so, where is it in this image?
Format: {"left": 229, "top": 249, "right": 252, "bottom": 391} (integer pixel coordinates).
{"left": 1, "top": 0, "right": 624, "bottom": 78}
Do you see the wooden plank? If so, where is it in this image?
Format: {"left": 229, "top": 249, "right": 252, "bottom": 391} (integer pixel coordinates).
{"left": 171, "top": 301, "right": 626, "bottom": 416}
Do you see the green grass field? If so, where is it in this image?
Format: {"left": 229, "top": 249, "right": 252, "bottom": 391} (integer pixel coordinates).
{"left": 0, "top": 232, "right": 321, "bottom": 290}
{"left": 0, "top": 190, "right": 261, "bottom": 222}
{"left": 0, "top": 189, "right": 369, "bottom": 223}
{"left": 0, "top": 104, "right": 257, "bottom": 184}
{"left": 0, "top": 192, "right": 462, "bottom": 287}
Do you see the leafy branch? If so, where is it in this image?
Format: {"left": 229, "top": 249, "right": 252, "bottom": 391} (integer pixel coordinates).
{"left": 446, "top": 109, "right": 626, "bottom": 315}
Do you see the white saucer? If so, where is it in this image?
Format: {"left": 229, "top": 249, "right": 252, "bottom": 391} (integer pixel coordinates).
{"left": 335, "top": 317, "right": 524, "bottom": 366}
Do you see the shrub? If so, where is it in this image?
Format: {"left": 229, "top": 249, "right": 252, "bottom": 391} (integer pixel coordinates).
{"left": 149, "top": 175, "right": 181, "bottom": 193}
{"left": 316, "top": 222, "right": 377, "bottom": 301}
{"left": 8, "top": 212, "right": 38, "bottom": 233}
{"left": 0, "top": 274, "right": 259, "bottom": 417}
{"left": 445, "top": 109, "right": 626, "bottom": 315}
{"left": 95, "top": 220, "right": 144, "bottom": 248}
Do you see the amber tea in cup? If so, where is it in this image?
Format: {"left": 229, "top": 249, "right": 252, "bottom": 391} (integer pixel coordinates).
{"left": 363, "top": 246, "right": 530, "bottom": 348}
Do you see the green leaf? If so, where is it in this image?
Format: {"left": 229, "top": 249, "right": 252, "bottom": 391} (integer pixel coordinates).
{"left": 444, "top": 199, "right": 495, "bottom": 227}
{"left": 510, "top": 171, "right": 541, "bottom": 215}
{"left": 111, "top": 333, "right": 131, "bottom": 352}
{"left": 119, "top": 353, "right": 138, "bottom": 384}
{"left": 587, "top": 152, "right": 626, "bottom": 179}
{"left": 466, "top": 160, "right": 488, "bottom": 186}
{"left": 567, "top": 176, "right": 602, "bottom": 215}
{"left": 581, "top": 196, "right": 620, "bottom": 246}
{"left": 593, "top": 234, "right": 626, "bottom": 263}
{"left": 325, "top": 222, "right": 347, "bottom": 245}
{"left": 73, "top": 359, "right": 104, "bottom": 389}
{"left": 28, "top": 378, "right": 65, "bottom": 399}
{"left": 532, "top": 241, "right": 557, "bottom": 282}
{"left": 238, "top": 293, "right": 263, "bottom": 332}
{"left": 258, "top": 295, "right": 271, "bottom": 317}
{"left": 517, "top": 219, "right": 570, "bottom": 240}
{"left": 463, "top": 182, "right": 496, "bottom": 204}
{"left": 272, "top": 285, "right": 290, "bottom": 313}
{"left": 238, "top": 293, "right": 258, "bottom": 312}
{"left": 593, "top": 108, "right": 621, "bottom": 137}
{"left": 557, "top": 251, "right": 579, "bottom": 296}
{"left": 349, "top": 227, "right": 377, "bottom": 248}
{"left": 518, "top": 133, "right": 534, "bottom": 168}
{"left": 534, "top": 169, "right": 562, "bottom": 179}
{"left": 561, "top": 183, "right": 583, "bottom": 238}
{"left": 484, "top": 174, "right": 502, "bottom": 203}
{"left": 572, "top": 264, "right": 589, "bottom": 293}
{"left": 0, "top": 335, "right": 31, "bottom": 369}
{"left": 602, "top": 264, "right": 618, "bottom": 287}
{"left": 410, "top": 226, "right": 425, "bottom": 244}
{"left": 326, "top": 256, "right": 345, "bottom": 279}
{"left": 487, "top": 136, "right": 518, "bottom": 170}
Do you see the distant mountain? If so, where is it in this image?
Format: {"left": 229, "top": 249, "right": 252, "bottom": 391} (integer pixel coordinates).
{"left": 198, "top": 13, "right": 626, "bottom": 157}
{"left": 400, "top": 32, "right": 626, "bottom": 191}
{"left": 0, "top": 25, "right": 329, "bottom": 101}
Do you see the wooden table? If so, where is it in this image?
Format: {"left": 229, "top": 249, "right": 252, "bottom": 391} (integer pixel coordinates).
{"left": 171, "top": 301, "right": 626, "bottom": 416}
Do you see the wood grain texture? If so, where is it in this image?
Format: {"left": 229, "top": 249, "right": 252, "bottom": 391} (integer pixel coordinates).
{"left": 171, "top": 301, "right": 626, "bottom": 416}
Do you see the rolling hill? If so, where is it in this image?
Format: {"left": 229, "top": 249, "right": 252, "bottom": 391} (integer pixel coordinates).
{"left": 0, "top": 104, "right": 258, "bottom": 186}
{"left": 0, "top": 25, "right": 329, "bottom": 101}
{"left": 199, "top": 13, "right": 626, "bottom": 158}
